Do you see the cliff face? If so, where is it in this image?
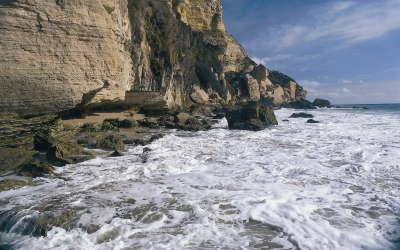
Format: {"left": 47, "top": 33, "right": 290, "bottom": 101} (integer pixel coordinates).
{"left": 0, "top": 0, "right": 307, "bottom": 116}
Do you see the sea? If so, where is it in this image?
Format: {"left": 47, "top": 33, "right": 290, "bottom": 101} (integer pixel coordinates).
{"left": 1, "top": 104, "right": 399, "bottom": 249}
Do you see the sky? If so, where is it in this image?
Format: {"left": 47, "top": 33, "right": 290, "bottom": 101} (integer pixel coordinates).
{"left": 221, "top": 0, "right": 400, "bottom": 104}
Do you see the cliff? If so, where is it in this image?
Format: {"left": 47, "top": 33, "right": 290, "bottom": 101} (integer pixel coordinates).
{"left": 0, "top": 0, "right": 307, "bottom": 117}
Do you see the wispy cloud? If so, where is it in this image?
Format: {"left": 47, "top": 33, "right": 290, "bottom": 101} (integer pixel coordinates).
{"left": 327, "top": 88, "right": 359, "bottom": 98}
{"left": 252, "top": 0, "right": 400, "bottom": 51}
{"left": 251, "top": 54, "right": 291, "bottom": 66}
{"left": 297, "top": 80, "right": 326, "bottom": 87}
{"left": 340, "top": 79, "right": 353, "bottom": 83}
{"left": 382, "top": 67, "right": 400, "bottom": 73}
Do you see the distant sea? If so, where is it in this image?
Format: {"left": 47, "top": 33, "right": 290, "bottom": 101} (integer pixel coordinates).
{"left": 334, "top": 103, "right": 400, "bottom": 112}
{"left": 1, "top": 103, "right": 399, "bottom": 249}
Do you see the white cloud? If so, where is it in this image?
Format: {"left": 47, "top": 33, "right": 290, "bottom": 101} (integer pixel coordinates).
{"left": 251, "top": 54, "right": 291, "bottom": 65}
{"left": 251, "top": 56, "right": 270, "bottom": 66}
{"left": 258, "top": 0, "right": 400, "bottom": 51}
{"left": 297, "top": 80, "right": 326, "bottom": 87}
{"left": 327, "top": 88, "right": 359, "bottom": 98}
{"left": 382, "top": 67, "right": 400, "bottom": 73}
{"left": 341, "top": 79, "right": 353, "bottom": 83}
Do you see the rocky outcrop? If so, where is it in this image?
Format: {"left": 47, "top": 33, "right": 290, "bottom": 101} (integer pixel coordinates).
{"left": 313, "top": 98, "right": 332, "bottom": 108}
{"left": 226, "top": 104, "right": 278, "bottom": 131}
{"left": 165, "top": 112, "right": 213, "bottom": 131}
{"left": 46, "top": 141, "right": 95, "bottom": 166}
{"left": 20, "top": 161, "right": 55, "bottom": 178}
{"left": 289, "top": 113, "right": 314, "bottom": 118}
{"left": 0, "top": 147, "right": 37, "bottom": 176}
{"left": 0, "top": 0, "right": 309, "bottom": 118}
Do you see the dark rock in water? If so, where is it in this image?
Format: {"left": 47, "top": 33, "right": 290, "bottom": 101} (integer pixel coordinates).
{"left": 289, "top": 113, "right": 314, "bottom": 118}
{"left": 0, "top": 179, "right": 36, "bottom": 191}
{"left": 62, "top": 154, "right": 96, "bottom": 165}
{"left": 0, "top": 147, "right": 37, "bottom": 176}
{"left": 245, "top": 119, "right": 266, "bottom": 131}
{"left": 143, "top": 147, "right": 152, "bottom": 153}
{"left": 312, "top": 98, "right": 332, "bottom": 108}
{"left": 286, "top": 98, "right": 316, "bottom": 109}
{"left": 150, "top": 133, "right": 165, "bottom": 142}
{"left": 141, "top": 147, "right": 152, "bottom": 163}
{"left": 282, "top": 119, "right": 289, "bottom": 122}
{"left": 202, "top": 119, "right": 215, "bottom": 129}
{"left": 306, "top": 119, "right": 320, "bottom": 123}
{"left": 225, "top": 104, "right": 278, "bottom": 131}
{"left": 46, "top": 141, "right": 94, "bottom": 165}
{"left": 108, "top": 150, "right": 125, "bottom": 157}
{"left": 164, "top": 114, "right": 213, "bottom": 131}
{"left": 92, "top": 135, "right": 125, "bottom": 150}
{"left": 20, "top": 160, "right": 55, "bottom": 178}
{"left": 132, "top": 139, "right": 150, "bottom": 146}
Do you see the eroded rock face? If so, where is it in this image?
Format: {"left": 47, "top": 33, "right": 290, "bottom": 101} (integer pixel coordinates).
{"left": 0, "top": 0, "right": 309, "bottom": 116}
{"left": 0, "top": 0, "right": 133, "bottom": 116}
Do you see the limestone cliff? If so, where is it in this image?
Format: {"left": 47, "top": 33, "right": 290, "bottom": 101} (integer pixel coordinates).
{"left": 0, "top": 0, "right": 307, "bottom": 116}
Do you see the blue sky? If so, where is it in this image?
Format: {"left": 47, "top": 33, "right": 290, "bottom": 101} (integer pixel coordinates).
{"left": 221, "top": 0, "right": 400, "bottom": 104}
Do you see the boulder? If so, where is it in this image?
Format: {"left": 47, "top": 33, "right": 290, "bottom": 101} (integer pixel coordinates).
{"left": 137, "top": 118, "right": 159, "bottom": 129}
{"left": 119, "top": 119, "right": 138, "bottom": 128}
{"left": 289, "top": 113, "right": 314, "bottom": 118}
{"left": 92, "top": 135, "right": 125, "bottom": 150}
{"left": 307, "top": 119, "right": 320, "bottom": 123}
{"left": 20, "top": 160, "right": 55, "bottom": 178}
{"left": 102, "top": 118, "right": 138, "bottom": 128}
{"left": 312, "top": 98, "right": 332, "bottom": 108}
{"left": 173, "top": 113, "right": 191, "bottom": 124}
{"left": 100, "top": 122, "right": 120, "bottom": 132}
{"left": 82, "top": 123, "right": 100, "bottom": 132}
{"left": 0, "top": 147, "right": 36, "bottom": 176}
{"left": 225, "top": 104, "right": 278, "bottom": 131}
{"left": 245, "top": 119, "right": 266, "bottom": 131}
{"left": 132, "top": 139, "right": 151, "bottom": 146}
{"left": 190, "top": 85, "right": 209, "bottom": 104}
{"left": 46, "top": 141, "right": 94, "bottom": 165}
{"left": 0, "top": 179, "right": 36, "bottom": 192}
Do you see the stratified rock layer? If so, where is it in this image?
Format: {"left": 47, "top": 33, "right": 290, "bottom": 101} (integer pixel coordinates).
{"left": 0, "top": 0, "right": 308, "bottom": 116}
{"left": 0, "top": 0, "right": 133, "bottom": 116}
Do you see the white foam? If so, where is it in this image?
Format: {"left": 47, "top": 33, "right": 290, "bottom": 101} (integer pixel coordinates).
{"left": 1, "top": 108, "right": 399, "bottom": 249}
